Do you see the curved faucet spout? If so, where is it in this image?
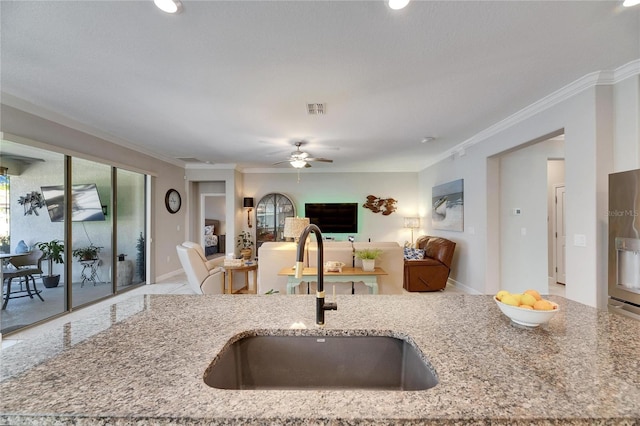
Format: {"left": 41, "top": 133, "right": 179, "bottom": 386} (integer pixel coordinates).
{"left": 295, "top": 224, "right": 336, "bottom": 325}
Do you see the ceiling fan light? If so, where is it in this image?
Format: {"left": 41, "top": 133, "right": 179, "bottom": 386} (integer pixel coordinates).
{"left": 623, "top": 0, "right": 640, "bottom": 6}
{"left": 154, "top": 0, "right": 182, "bottom": 14}
{"left": 290, "top": 159, "right": 307, "bottom": 169}
{"left": 388, "top": 0, "right": 410, "bottom": 10}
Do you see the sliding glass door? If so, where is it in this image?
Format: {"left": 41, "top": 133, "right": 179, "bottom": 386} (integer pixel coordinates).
{"left": 1, "top": 138, "right": 148, "bottom": 334}
{"left": 116, "top": 169, "right": 146, "bottom": 290}
{"left": 71, "top": 158, "right": 113, "bottom": 308}
{"left": 1, "top": 141, "right": 66, "bottom": 332}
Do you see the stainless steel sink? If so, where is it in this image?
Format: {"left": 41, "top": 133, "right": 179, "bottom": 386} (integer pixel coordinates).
{"left": 204, "top": 334, "right": 438, "bottom": 390}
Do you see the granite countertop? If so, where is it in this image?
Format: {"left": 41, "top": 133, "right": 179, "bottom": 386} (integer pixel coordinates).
{"left": 1, "top": 294, "right": 639, "bottom": 425}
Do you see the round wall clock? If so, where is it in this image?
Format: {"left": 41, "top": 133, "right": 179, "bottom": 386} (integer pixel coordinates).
{"left": 165, "top": 189, "right": 182, "bottom": 214}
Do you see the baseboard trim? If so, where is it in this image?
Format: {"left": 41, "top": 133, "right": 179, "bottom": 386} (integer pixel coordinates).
{"left": 447, "top": 278, "right": 483, "bottom": 295}
{"left": 155, "top": 268, "right": 184, "bottom": 283}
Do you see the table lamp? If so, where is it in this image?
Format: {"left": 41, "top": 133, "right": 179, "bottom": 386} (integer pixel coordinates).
{"left": 404, "top": 217, "right": 420, "bottom": 245}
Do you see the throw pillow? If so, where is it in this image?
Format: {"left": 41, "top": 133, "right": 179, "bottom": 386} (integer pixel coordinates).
{"left": 15, "top": 240, "right": 29, "bottom": 254}
{"left": 204, "top": 225, "right": 214, "bottom": 235}
{"left": 404, "top": 247, "right": 424, "bottom": 261}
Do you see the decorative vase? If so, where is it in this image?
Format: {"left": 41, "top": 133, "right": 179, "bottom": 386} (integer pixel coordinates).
{"left": 240, "top": 248, "right": 252, "bottom": 261}
{"left": 361, "top": 259, "right": 375, "bottom": 272}
{"left": 117, "top": 260, "right": 134, "bottom": 286}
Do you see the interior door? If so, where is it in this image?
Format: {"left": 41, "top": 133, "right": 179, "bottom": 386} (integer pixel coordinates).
{"left": 555, "top": 185, "right": 566, "bottom": 284}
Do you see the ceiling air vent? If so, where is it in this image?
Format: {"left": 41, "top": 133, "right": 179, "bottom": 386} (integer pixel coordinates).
{"left": 306, "top": 103, "right": 326, "bottom": 115}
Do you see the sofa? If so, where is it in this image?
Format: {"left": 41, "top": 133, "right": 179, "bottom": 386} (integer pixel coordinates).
{"left": 258, "top": 240, "right": 404, "bottom": 295}
{"left": 403, "top": 235, "right": 456, "bottom": 292}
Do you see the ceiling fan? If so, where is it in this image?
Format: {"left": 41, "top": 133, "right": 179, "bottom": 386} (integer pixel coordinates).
{"left": 273, "top": 141, "right": 334, "bottom": 168}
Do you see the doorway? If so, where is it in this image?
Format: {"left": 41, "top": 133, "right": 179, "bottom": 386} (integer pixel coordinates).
{"left": 492, "top": 132, "right": 565, "bottom": 297}
{"left": 553, "top": 184, "right": 566, "bottom": 284}
{"left": 548, "top": 158, "right": 566, "bottom": 299}
{"left": 200, "top": 193, "right": 226, "bottom": 257}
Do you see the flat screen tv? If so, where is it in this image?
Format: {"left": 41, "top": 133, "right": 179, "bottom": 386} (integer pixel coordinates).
{"left": 41, "top": 184, "right": 106, "bottom": 222}
{"left": 305, "top": 203, "right": 358, "bottom": 233}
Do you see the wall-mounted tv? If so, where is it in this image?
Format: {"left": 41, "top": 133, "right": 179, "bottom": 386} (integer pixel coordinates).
{"left": 41, "top": 184, "right": 106, "bottom": 222}
{"left": 305, "top": 203, "right": 358, "bottom": 233}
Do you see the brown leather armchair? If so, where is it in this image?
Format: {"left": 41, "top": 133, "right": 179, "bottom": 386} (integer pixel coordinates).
{"left": 403, "top": 236, "right": 456, "bottom": 292}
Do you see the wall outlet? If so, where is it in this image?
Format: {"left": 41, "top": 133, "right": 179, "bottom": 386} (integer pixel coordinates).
{"left": 512, "top": 208, "right": 522, "bottom": 216}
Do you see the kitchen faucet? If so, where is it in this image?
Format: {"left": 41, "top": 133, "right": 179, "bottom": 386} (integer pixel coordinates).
{"left": 295, "top": 224, "right": 337, "bottom": 325}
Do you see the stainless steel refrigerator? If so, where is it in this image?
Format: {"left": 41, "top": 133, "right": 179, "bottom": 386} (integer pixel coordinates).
{"left": 609, "top": 169, "right": 640, "bottom": 320}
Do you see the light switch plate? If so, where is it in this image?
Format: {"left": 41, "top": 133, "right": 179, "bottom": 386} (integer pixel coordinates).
{"left": 574, "top": 234, "right": 587, "bottom": 247}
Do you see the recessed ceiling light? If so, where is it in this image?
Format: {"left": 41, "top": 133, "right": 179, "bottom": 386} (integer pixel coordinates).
{"left": 388, "top": 0, "right": 410, "bottom": 10}
{"left": 154, "top": 0, "right": 183, "bottom": 14}
{"left": 623, "top": 0, "right": 640, "bottom": 6}
{"left": 421, "top": 137, "right": 435, "bottom": 144}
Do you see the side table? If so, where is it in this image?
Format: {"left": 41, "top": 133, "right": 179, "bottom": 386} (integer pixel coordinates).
{"left": 80, "top": 259, "right": 101, "bottom": 287}
{"left": 223, "top": 262, "right": 257, "bottom": 294}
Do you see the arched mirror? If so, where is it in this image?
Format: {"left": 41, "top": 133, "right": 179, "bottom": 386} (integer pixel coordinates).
{"left": 256, "top": 193, "right": 295, "bottom": 249}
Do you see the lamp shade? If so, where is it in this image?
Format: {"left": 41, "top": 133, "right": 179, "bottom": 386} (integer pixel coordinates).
{"left": 243, "top": 197, "right": 254, "bottom": 208}
{"left": 404, "top": 217, "right": 420, "bottom": 229}
{"left": 283, "top": 217, "right": 310, "bottom": 241}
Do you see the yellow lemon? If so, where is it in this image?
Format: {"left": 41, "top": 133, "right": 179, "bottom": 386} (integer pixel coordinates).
{"left": 524, "top": 289, "right": 542, "bottom": 301}
{"left": 501, "top": 294, "right": 519, "bottom": 306}
{"left": 510, "top": 293, "right": 522, "bottom": 305}
{"left": 520, "top": 293, "right": 537, "bottom": 307}
{"left": 519, "top": 304, "right": 533, "bottom": 310}
{"left": 496, "top": 290, "right": 510, "bottom": 301}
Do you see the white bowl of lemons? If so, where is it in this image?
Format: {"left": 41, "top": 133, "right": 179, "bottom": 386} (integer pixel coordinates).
{"left": 494, "top": 289, "right": 559, "bottom": 327}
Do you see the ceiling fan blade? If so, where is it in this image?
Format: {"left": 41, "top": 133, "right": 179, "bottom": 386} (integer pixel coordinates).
{"left": 272, "top": 160, "right": 291, "bottom": 165}
{"left": 306, "top": 157, "right": 333, "bottom": 163}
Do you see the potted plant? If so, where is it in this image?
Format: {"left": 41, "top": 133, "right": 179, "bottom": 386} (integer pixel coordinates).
{"left": 36, "top": 239, "right": 65, "bottom": 288}
{"left": 236, "top": 231, "right": 254, "bottom": 260}
{"left": 355, "top": 248, "right": 382, "bottom": 272}
{"left": 72, "top": 244, "right": 102, "bottom": 261}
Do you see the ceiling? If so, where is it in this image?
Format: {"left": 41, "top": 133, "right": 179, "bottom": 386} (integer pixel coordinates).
{"left": 1, "top": 1, "right": 639, "bottom": 172}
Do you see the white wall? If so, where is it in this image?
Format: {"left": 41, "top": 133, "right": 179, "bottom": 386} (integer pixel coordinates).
{"left": 614, "top": 75, "right": 640, "bottom": 171}
{"left": 417, "top": 76, "right": 638, "bottom": 309}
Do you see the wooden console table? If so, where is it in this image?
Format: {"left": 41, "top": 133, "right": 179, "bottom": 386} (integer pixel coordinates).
{"left": 278, "top": 266, "right": 386, "bottom": 294}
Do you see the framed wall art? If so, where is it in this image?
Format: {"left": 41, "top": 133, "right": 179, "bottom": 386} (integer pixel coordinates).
{"left": 432, "top": 179, "right": 464, "bottom": 232}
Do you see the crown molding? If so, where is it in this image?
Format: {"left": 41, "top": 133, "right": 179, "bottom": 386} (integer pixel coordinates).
{"left": 1, "top": 92, "right": 184, "bottom": 168}
{"left": 184, "top": 162, "right": 237, "bottom": 170}
{"left": 613, "top": 58, "right": 640, "bottom": 84}
{"left": 425, "top": 58, "right": 640, "bottom": 169}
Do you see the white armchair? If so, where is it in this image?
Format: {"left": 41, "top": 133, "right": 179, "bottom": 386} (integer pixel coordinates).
{"left": 176, "top": 243, "right": 224, "bottom": 294}
{"left": 181, "top": 241, "right": 219, "bottom": 270}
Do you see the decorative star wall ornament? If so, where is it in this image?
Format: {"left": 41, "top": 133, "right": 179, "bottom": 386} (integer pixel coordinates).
{"left": 363, "top": 195, "right": 397, "bottom": 215}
